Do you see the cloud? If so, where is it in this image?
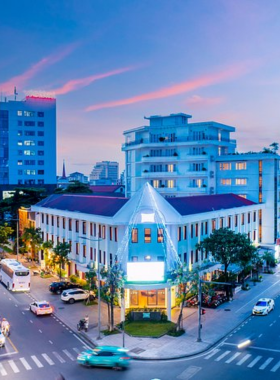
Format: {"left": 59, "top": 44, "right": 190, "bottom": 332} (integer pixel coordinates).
{"left": 85, "top": 61, "right": 255, "bottom": 112}
{"left": 52, "top": 66, "right": 135, "bottom": 95}
{"left": 0, "top": 43, "right": 77, "bottom": 95}
{"left": 185, "top": 94, "right": 225, "bottom": 107}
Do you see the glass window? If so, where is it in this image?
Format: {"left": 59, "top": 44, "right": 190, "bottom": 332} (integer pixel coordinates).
{"left": 144, "top": 228, "right": 151, "bottom": 243}
{"left": 24, "top": 150, "right": 35, "bottom": 155}
{"left": 38, "top": 112, "right": 44, "bottom": 117}
{"left": 38, "top": 170, "right": 44, "bottom": 175}
{"left": 157, "top": 228, "right": 164, "bottom": 243}
{"left": 24, "top": 111, "right": 35, "bottom": 117}
{"left": 38, "top": 131, "right": 44, "bottom": 136}
{"left": 17, "top": 160, "right": 23, "bottom": 165}
{"left": 18, "top": 141, "right": 23, "bottom": 146}
{"left": 38, "top": 151, "right": 44, "bottom": 156}
{"left": 220, "top": 179, "right": 231, "bottom": 185}
{"left": 17, "top": 110, "right": 23, "bottom": 116}
{"left": 38, "top": 160, "right": 44, "bottom": 165}
{"left": 18, "top": 121, "right": 22, "bottom": 126}
{"left": 152, "top": 180, "right": 159, "bottom": 188}
{"left": 219, "top": 163, "right": 231, "bottom": 170}
{"left": 38, "top": 141, "right": 44, "bottom": 146}
{"left": 236, "top": 162, "right": 247, "bottom": 170}
{"left": 24, "top": 121, "right": 35, "bottom": 126}
{"left": 236, "top": 178, "right": 247, "bottom": 185}
{"left": 24, "top": 140, "right": 35, "bottom": 145}
{"left": 38, "top": 121, "right": 44, "bottom": 127}
{"left": 167, "top": 179, "right": 175, "bottom": 188}
{"left": 131, "top": 228, "right": 138, "bottom": 243}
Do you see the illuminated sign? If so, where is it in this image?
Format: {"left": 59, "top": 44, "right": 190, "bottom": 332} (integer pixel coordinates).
{"left": 127, "top": 262, "right": 165, "bottom": 282}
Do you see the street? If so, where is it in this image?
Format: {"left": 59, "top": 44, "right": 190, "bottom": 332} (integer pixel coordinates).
{"left": 1, "top": 282, "right": 280, "bottom": 379}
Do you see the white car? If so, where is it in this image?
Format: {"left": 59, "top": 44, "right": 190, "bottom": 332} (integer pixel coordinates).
{"left": 0, "top": 331, "right": 5, "bottom": 348}
{"left": 252, "top": 298, "right": 275, "bottom": 316}
{"left": 30, "top": 301, "right": 53, "bottom": 316}
{"left": 61, "top": 288, "right": 89, "bottom": 304}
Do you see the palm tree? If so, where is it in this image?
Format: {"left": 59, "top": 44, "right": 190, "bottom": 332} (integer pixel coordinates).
{"left": 270, "top": 142, "right": 279, "bottom": 154}
{"left": 51, "top": 242, "right": 71, "bottom": 280}
{"left": 42, "top": 240, "right": 54, "bottom": 270}
{"left": 21, "top": 227, "right": 43, "bottom": 261}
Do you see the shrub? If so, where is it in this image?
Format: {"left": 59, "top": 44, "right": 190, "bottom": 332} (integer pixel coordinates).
{"left": 56, "top": 268, "right": 67, "bottom": 278}
{"left": 161, "top": 311, "right": 168, "bottom": 322}
{"left": 167, "top": 326, "right": 185, "bottom": 337}
{"left": 70, "top": 274, "right": 79, "bottom": 283}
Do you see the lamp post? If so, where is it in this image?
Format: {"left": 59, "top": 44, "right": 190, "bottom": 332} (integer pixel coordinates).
{"left": 78, "top": 235, "right": 103, "bottom": 340}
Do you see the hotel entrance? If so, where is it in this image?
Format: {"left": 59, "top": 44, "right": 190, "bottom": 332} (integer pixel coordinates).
{"left": 130, "top": 289, "right": 166, "bottom": 308}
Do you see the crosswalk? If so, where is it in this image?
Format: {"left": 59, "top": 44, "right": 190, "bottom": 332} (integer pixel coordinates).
{"left": 204, "top": 347, "right": 280, "bottom": 372}
{"left": 0, "top": 346, "right": 87, "bottom": 377}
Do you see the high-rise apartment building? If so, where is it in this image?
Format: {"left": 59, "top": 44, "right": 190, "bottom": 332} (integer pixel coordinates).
{"left": 122, "top": 113, "right": 236, "bottom": 197}
{"left": 0, "top": 95, "right": 56, "bottom": 194}
{"left": 89, "top": 161, "right": 119, "bottom": 185}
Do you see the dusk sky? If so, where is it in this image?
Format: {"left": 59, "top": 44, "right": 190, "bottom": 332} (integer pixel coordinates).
{"left": 1, "top": 0, "right": 280, "bottom": 176}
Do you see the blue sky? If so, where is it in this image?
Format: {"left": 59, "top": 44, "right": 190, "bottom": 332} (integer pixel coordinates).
{"left": 1, "top": 0, "right": 280, "bottom": 175}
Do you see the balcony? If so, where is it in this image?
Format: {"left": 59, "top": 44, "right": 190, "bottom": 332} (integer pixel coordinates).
{"left": 142, "top": 171, "right": 178, "bottom": 178}
{"left": 185, "top": 186, "right": 208, "bottom": 194}
{"left": 156, "top": 186, "right": 178, "bottom": 193}
{"left": 186, "top": 171, "right": 208, "bottom": 177}
{"left": 142, "top": 155, "right": 179, "bottom": 162}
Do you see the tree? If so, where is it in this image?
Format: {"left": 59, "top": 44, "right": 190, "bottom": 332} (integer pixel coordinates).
{"left": 236, "top": 234, "right": 258, "bottom": 285}
{"left": 170, "top": 264, "right": 200, "bottom": 332}
{"left": 42, "top": 240, "right": 54, "bottom": 269}
{"left": 0, "top": 223, "right": 13, "bottom": 245}
{"left": 262, "top": 147, "right": 273, "bottom": 154}
{"left": 270, "top": 142, "right": 279, "bottom": 154}
{"left": 21, "top": 227, "right": 43, "bottom": 261}
{"left": 100, "top": 264, "right": 125, "bottom": 332}
{"left": 51, "top": 242, "right": 71, "bottom": 280}
{"left": 251, "top": 250, "right": 263, "bottom": 281}
{"left": 262, "top": 251, "right": 275, "bottom": 272}
{"left": 54, "top": 181, "right": 92, "bottom": 194}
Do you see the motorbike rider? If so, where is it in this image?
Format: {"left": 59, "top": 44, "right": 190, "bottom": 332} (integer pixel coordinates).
{"left": 1, "top": 318, "right": 9, "bottom": 336}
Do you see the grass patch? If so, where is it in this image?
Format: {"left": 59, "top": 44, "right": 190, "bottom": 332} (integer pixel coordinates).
{"left": 101, "top": 329, "right": 120, "bottom": 336}
{"left": 124, "top": 321, "right": 176, "bottom": 337}
{"left": 0, "top": 245, "right": 13, "bottom": 253}
{"left": 83, "top": 300, "right": 98, "bottom": 306}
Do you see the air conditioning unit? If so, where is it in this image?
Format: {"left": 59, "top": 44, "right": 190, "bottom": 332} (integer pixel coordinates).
{"left": 210, "top": 187, "right": 215, "bottom": 194}
{"left": 210, "top": 171, "right": 214, "bottom": 178}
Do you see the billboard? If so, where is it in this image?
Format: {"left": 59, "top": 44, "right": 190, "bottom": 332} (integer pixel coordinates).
{"left": 127, "top": 262, "right": 165, "bottom": 282}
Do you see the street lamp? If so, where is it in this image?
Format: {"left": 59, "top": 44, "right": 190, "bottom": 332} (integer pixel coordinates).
{"left": 78, "top": 235, "right": 103, "bottom": 340}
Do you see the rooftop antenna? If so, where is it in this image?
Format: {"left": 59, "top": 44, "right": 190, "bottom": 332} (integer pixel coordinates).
{"left": 14, "top": 86, "right": 18, "bottom": 101}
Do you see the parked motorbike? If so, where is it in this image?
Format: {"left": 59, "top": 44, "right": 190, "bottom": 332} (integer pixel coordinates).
{"left": 77, "top": 318, "right": 88, "bottom": 332}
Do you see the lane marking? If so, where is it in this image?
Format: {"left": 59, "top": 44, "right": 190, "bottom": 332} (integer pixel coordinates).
{"left": 223, "top": 342, "right": 280, "bottom": 353}
{"left": 73, "top": 334, "right": 91, "bottom": 349}
{"left": 53, "top": 351, "right": 66, "bottom": 363}
{"left": 22, "top": 312, "right": 25, "bottom": 315}
{"left": 0, "top": 363, "right": 7, "bottom": 376}
{"left": 42, "top": 353, "right": 55, "bottom": 366}
{"left": 15, "top": 304, "right": 18, "bottom": 307}
{"left": 204, "top": 349, "right": 220, "bottom": 360}
{"left": 73, "top": 347, "right": 80, "bottom": 354}
{"left": 271, "top": 360, "right": 280, "bottom": 372}
{"left": 237, "top": 354, "right": 251, "bottom": 365}
{"left": 63, "top": 349, "right": 75, "bottom": 361}
{"left": 31, "top": 355, "right": 44, "bottom": 368}
{"left": 248, "top": 356, "right": 262, "bottom": 368}
{"left": 8, "top": 360, "right": 19, "bottom": 373}
{"left": 7, "top": 336, "right": 18, "bottom": 353}
{"left": 259, "top": 357, "right": 274, "bottom": 370}
{"left": 39, "top": 329, "right": 42, "bottom": 333}
{"left": 215, "top": 351, "right": 231, "bottom": 362}
{"left": 49, "top": 340, "right": 53, "bottom": 344}
{"left": 30, "top": 320, "right": 33, "bottom": 324}
{"left": 258, "top": 334, "right": 263, "bottom": 338}
{"left": 225, "top": 352, "right": 241, "bottom": 364}
{"left": 176, "top": 366, "right": 202, "bottom": 380}
{"left": 20, "top": 357, "right": 32, "bottom": 370}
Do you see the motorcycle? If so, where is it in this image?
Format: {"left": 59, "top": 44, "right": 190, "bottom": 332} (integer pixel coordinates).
{"left": 2, "top": 324, "right": 10, "bottom": 337}
{"left": 77, "top": 319, "right": 88, "bottom": 332}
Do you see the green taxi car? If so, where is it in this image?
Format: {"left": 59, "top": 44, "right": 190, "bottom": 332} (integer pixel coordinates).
{"left": 77, "top": 346, "right": 131, "bottom": 369}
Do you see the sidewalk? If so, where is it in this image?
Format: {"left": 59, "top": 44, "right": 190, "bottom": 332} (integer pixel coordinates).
{"left": 6, "top": 254, "right": 280, "bottom": 359}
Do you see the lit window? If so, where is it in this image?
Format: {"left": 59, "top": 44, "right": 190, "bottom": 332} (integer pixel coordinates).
{"left": 236, "top": 178, "right": 247, "bottom": 185}
{"left": 24, "top": 170, "right": 36, "bottom": 175}
{"left": 219, "top": 163, "right": 231, "bottom": 170}
{"left": 144, "top": 255, "right": 151, "bottom": 261}
{"left": 157, "top": 228, "right": 164, "bottom": 243}
{"left": 131, "top": 229, "right": 138, "bottom": 243}
{"left": 24, "top": 111, "right": 35, "bottom": 117}
{"left": 24, "top": 140, "right": 35, "bottom": 146}
{"left": 220, "top": 179, "right": 231, "bottom": 185}
{"left": 167, "top": 164, "right": 174, "bottom": 172}
{"left": 167, "top": 180, "right": 175, "bottom": 188}
{"left": 17, "top": 160, "right": 23, "bottom": 165}
{"left": 18, "top": 141, "right": 23, "bottom": 146}
{"left": 236, "top": 162, "right": 247, "bottom": 170}
{"left": 152, "top": 180, "right": 159, "bottom": 188}
{"left": 144, "top": 228, "right": 151, "bottom": 243}
{"left": 24, "top": 150, "right": 35, "bottom": 156}
{"left": 17, "top": 111, "right": 23, "bottom": 116}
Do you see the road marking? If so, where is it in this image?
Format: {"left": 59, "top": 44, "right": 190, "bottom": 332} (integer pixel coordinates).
{"left": 22, "top": 312, "right": 25, "bottom": 315}
{"left": 259, "top": 357, "right": 274, "bottom": 370}
{"left": 258, "top": 334, "right": 263, "bottom": 338}
{"left": 42, "top": 353, "right": 55, "bottom": 365}
{"left": 49, "top": 340, "right": 53, "bottom": 344}
{"left": 237, "top": 354, "right": 251, "bottom": 365}
{"left": 271, "top": 360, "right": 280, "bottom": 372}
{"left": 73, "top": 334, "right": 91, "bottom": 348}
{"left": 73, "top": 347, "right": 80, "bottom": 354}
{"left": 215, "top": 351, "right": 231, "bottom": 361}
{"left": 63, "top": 349, "right": 75, "bottom": 361}
{"left": 15, "top": 304, "right": 18, "bottom": 307}
{"left": 223, "top": 342, "right": 280, "bottom": 353}
{"left": 0, "top": 363, "right": 7, "bottom": 376}
{"left": 69, "top": 331, "right": 73, "bottom": 334}
{"left": 177, "top": 366, "right": 202, "bottom": 380}
{"left": 20, "top": 357, "right": 32, "bottom": 370}
{"left": 39, "top": 329, "right": 42, "bottom": 333}
{"left": 8, "top": 360, "right": 19, "bottom": 373}
{"left": 30, "top": 320, "right": 33, "bottom": 324}
{"left": 225, "top": 352, "right": 241, "bottom": 363}
{"left": 248, "top": 356, "right": 262, "bottom": 368}
{"left": 204, "top": 349, "right": 220, "bottom": 360}
{"left": 269, "top": 323, "right": 273, "bottom": 327}
{"left": 31, "top": 355, "right": 43, "bottom": 368}
{"left": 53, "top": 351, "right": 66, "bottom": 363}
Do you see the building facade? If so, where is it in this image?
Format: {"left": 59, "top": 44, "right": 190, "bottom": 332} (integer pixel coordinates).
{"left": 122, "top": 113, "right": 236, "bottom": 198}
{"left": 32, "top": 183, "right": 262, "bottom": 318}
{"left": 89, "top": 161, "right": 119, "bottom": 185}
{"left": 0, "top": 96, "right": 57, "bottom": 194}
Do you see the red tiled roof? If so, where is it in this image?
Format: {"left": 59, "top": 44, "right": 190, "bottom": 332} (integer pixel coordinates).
{"left": 166, "top": 193, "right": 256, "bottom": 216}
{"left": 35, "top": 194, "right": 129, "bottom": 217}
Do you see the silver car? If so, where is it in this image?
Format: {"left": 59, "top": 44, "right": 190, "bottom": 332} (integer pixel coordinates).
{"left": 61, "top": 288, "right": 89, "bottom": 304}
{"left": 252, "top": 298, "right": 275, "bottom": 315}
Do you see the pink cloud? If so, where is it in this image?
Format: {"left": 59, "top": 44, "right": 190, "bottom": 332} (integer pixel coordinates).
{"left": 85, "top": 61, "right": 255, "bottom": 112}
{"left": 52, "top": 66, "right": 135, "bottom": 95}
{"left": 185, "top": 94, "right": 225, "bottom": 107}
{"left": 0, "top": 43, "right": 77, "bottom": 95}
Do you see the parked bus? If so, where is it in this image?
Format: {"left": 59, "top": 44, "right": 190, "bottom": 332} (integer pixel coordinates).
{"left": 0, "top": 259, "right": 30, "bottom": 291}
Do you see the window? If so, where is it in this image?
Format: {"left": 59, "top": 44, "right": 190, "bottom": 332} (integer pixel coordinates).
{"left": 103, "top": 251, "right": 106, "bottom": 265}
{"left": 18, "top": 180, "right": 23, "bottom": 185}
{"left": 38, "top": 112, "right": 44, "bottom": 117}
{"left": 90, "top": 247, "right": 93, "bottom": 261}
{"left": 205, "top": 221, "right": 208, "bottom": 234}
{"left": 24, "top": 111, "right": 35, "bottom": 117}
{"left": 24, "top": 121, "right": 35, "bottom": 126}
{"left": 191, "top": 224, "right": 194, "bottom": 238}
{"left": 227, "top": 216, "right": 231, "bottom": 228}
{"left": 131, "top": 228, "right": 138, "bottom": 243}
{"left": 38, "top": 141, "right": 44, "bottom": 146}
{"left": 195, "top": 223, "right": 198, "bottom": 237}
{"left": 38, "top": 131, "right": 44, "bottom": 136}
{"left": 17, "top": 160, "right": 23, "bottom": 165}
{"left": 24, "top": 140, "right": 35, "bottom": 145}
{"left": 144, "top": 255, "right": 151, "bottom": 261}
{"left": 131, "top": 256, "right": 138, "bottom": 262}
{"left": 157, "top": 228, "right": 164, "bottom": 243}
{"left": 235, "top": 215, "right": 238, "bottom": 227}
{"left": 18, "top": 141, "right": 23, "bottom": 145}
{"left": 144, "top": 228, "right": 151, "bottom": 243}
{"left": 183, "top": 226, "right": 187, "bottom": 240}
{"left": 83, "top": 245, "right": 86, "bottom": 258}
{"left": 76, "top": 243, "right": 79, "bottom": 255}
{"left": 221, "top": 179, "right": 231, "bottom": 185}
{"left": 114, "top": 227, "right": 118, "bottom": 242}
{"left": 248, "top": 213, "right": 251, "bottom": 224}
{"left": 57, "top": 217, "right": 60, "bottom": 228}
{"left": 18, "top": 130, "right": 22, "bottom": 136}
{"left": 253, "top": 211, "right": 256, "bottom": 222}
{"left": 236, "top": 162, "right": 247, "bottom": 170}
{"left": 109, "top": 227, "right": 113, "bottom": 240}
{"left": 41, "top": 214, "right": 44, "bottom": 223}
{"left": 191, "top": 250, "right": 194, "bottom": 264}
{"left": 69, "top": 219, "right": 72, "bottom": 231}
{"left": 152, "top": 180, "right": 160, "bottom": 188}
{"left": 63, "top": 218, "right": 65, "bottom": 229}
{"left": 167, "top": 164, "right": 175, "bottom": 172}
{"left": 24, "top": 150, "right": 35, "bottom": 155}
{"left": 102, "top": 225, "right": 106, "bottom": 239}
{"left": 220, "top": 218, "right": 224, "bottom": 228}
{"left": 201, "top": 223, "right": 204, "bottom": 235}
{"left": 51, "top": 215, "right": 54, "bottom": 226}
{"left": 219, "top": 163, "right": 231, "bottom": 170}
{"left": 195, "top": 249, "right": 199, "bottom": 262}
{"left": 236, "top": 178, "right": 247, "bottom": 185}
{"left": 38, "top": 160, "right": 44, "bottom": 165}
{"left": 38, "top": 151, "right": 44, "bottom": 156}
{"left": 212, "top": 219, "right": 216, "bottom": 230}
{"left": 167, "top": 180, "right": 175, "bottom": 188}
{"left": 46, "top": 215, "right": 49, "bottom": 225}
{"left": 18, "top": 170, "right": 23, "bottom": 175}
{"left": 253, "top": 230, "right": 256, "bottom": 240}
{"left": 24, "top": 131, "right": 35, "bottom": 136}
{"left": 24, "top": 160, "right": 35, "bottom": 165}
{"left": 18, "top": 150, "right": 23, "bottom": 155}
{"left": 75, "top": 220, "right": 79, "bottom": 232}
{"left": 38, "top": 179, "right": 44, "bottom": 185}
{"left": 241, "top": 214, "right": 245, "bottom": 225}
{"left": 17, "top": 111, "right": 23, "bottom": 116}
{"left": 178, "top": 227, "right": 182, "bottom": 241}
{"left": 83, "top": 221, "right": 86, "bottom": 235}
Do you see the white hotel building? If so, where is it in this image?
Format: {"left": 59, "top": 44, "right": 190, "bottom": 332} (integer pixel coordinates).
{"left": 32, "top": 183, "right": 262, "bottom": 318}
